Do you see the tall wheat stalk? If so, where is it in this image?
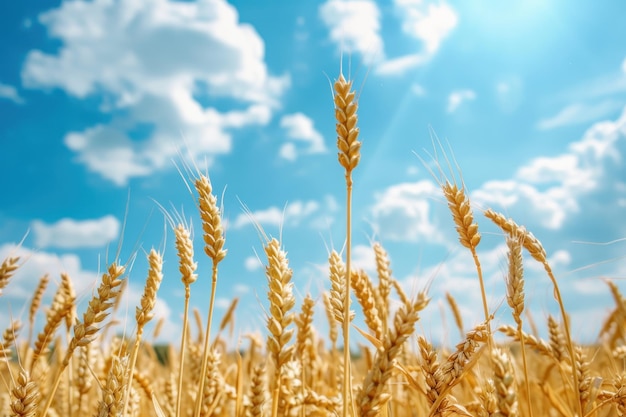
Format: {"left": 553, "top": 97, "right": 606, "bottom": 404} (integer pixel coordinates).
{"left": 334, "top": 71, "right": 362, "bottom": 417}
{"left": 193, "top": 174, "right": 227, "bottom": 417}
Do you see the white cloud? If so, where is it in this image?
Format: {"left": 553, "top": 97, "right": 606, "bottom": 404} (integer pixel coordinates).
{"left": 22, "top": 0, "right": 288, "bottom": 186}
{"left": 0, "top": 83, "right": 24, "bottom": 104}
{"left": 233, "top": 283, "right": 251, "bottom": 294}
{"left": 622, "top": 58, "right": 626, "bottom": 74}
{"left": 31, "top": 215, "right": 120, "bottom": 249}
{"left": 0, "top": 244, "right": 179, "bottom": 344}
{"left": 234, "top": 200, "right": 320, "bottom": 229}
{"left": 351, "top": 244, "right": 377, "bottom": 277}
{"left": 244, "top": 256, "right": 262, "bottom": 271}
{"left": 279, "top": 143, "right": 297, "bottom": 162}
{"left": 319, "top": 0, "right": 457, "bottom": 76}
{"left": 373, "top": 0, "right": 458, "bottom": 75}
{"left": 537, "top": 100, "right": 624, "bottom": 130}
{"left": 473, "top": 106, "right": 626, "bottom": 233}
{"left": 370, "top": 180, "right": 444, "bottom": 243}
{"left": 279, "top": 112, "right": 327, "bottom": 160}
{"left": 0, "top": 244, "right": 98, "bottom": 302}
{"left": 447, "top": 89, "right": 476, "bottom": 113}
{"left": 395, "top": 0, "right": 458, "bottom": 54}
{"left": 375, "top": 54, "right": 427, "bottom": 76}
{"left": 319, "top": 0, "right": 384, "bottom": 64}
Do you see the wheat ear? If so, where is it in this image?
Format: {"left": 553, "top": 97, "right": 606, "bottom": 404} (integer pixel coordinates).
{"left": 249, "top": 363, "right": 266, "bottom": 417}
{"left": 373, "top": 242, "right": 391, "bottom": 334}
{"left": 505, "top": 234, "right": 532, "bottom": 417}
{"left": 295, "top": 294, "right": 316, "bottom": 370}
{"left": 30, "top": 284, "right": 74, "bottom": 373}
{"left": 10, "top": 370, "right": 39, "bottom": 417}
{"left": 358, "top": 291, "right": 430, "bottom": 417}
{"left": 123, "top": 249, "right": 163, "bottom": 414}
{"left": 485, "top": 208, "right": 581, "bottom": 416}
{"left": 39, "top": 262, "right": 125, "bottom": 417}
{"left": 0, "top": 256, "right": 19, "bottom": 297}
{"left": 1, "top": 320, "right": 21, "bottom": 363}
{"left": 264, "top": 237, "right": 296, "bottom": 417}
{"left": 95, "top": 353, "right": 127, "bottom": 417}
{"left": 335, "top": 71, "right": 361, "bottom": 417}
{"left": 193, "top": 173, "right": 227, "bottom": 417}
{"left": 441, "top": 183, "right": 491, "bottom": 340}
{"left": 445, "top": 292, "right": 464, "bottom": 339}
{"left": 27, "top": 274, "right": 49, "bottom": 349}
{"left": 350, "top": 269, "right": 383, "bottom": 341}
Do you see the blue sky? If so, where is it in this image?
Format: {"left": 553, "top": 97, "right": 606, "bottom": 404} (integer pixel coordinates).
{"left": 1, "top": 0, "right": 626, "bottom": 346}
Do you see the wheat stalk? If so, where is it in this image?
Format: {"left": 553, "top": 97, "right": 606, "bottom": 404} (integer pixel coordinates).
{"left": 193, "top": 173, "right": 227, "bottom": 417}
{"left": 485, "top": 208, "right": 581, "bottom": 417}
{"left": 123, "top": 249, "right": 163, "bottom": 414}
{"left": 358, "top": 291, "right": 430, "bottom": 417}
{"left": 334, "top": 70, "right": 362, "bottom": 417}
{"left": 505, "top": 234, "right": 532, "bottom": 417}
{"left": 39, "top": 262, "right": 125, "bottom": 417}
{"left": 264, "top": 237, "right": 295, "bottom": 417}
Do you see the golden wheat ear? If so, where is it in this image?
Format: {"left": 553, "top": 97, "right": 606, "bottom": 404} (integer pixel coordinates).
{"left": 0, "top": 256, "right": 20, "bottom": 296}
{"left": 263, "top": 237, "right": 296, "bottom": 417}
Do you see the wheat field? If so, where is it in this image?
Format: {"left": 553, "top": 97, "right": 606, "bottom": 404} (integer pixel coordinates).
{"left": 1, "top": 73, "right": 626, "bottom": 417}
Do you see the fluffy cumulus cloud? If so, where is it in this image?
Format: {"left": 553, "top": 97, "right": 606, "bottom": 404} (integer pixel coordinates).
{"left": 376, "top": 0, "right": 458, "bottom": 76}
{"left": 22, "top": 0, "right": 288, "bottom": 186}
{"left": 0, "top": 83, "right": 24, "bottom": 104}
{"left": 395, "top": 0, "right": 458, "bottom": 54}
{"left": 279, "top": 113, "right": 327, "bottom": 161}
{"left": 319, "top": 0, "right": 457, "bottom": 76}
{"left": 474, "top": 107, "right": 626, "bottom": 231}
{"left": 31, "top": 215, "right": 120, "bottom": 249}
{"left": 319, "top": 0, "right": 384, "bottom": 64}
{"left": 370, "top": 180, "right": 444, "bottom": 243}
{"left": 447, "top": 89, "right": 476, "bottom": 113}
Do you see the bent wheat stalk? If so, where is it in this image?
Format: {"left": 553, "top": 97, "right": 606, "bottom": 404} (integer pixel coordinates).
{"left": 485, "top": 208, "right": 581, "bottom": 417}
{"left": 40, "top": 263, "right": 125, "bottom": 417}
